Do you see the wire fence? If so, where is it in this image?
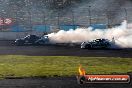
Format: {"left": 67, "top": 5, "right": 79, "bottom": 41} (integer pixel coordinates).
{"left": 0, "top": 7, "right": 132, "bottom": 32}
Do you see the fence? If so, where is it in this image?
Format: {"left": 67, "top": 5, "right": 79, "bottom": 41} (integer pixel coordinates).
{"left": 0, "top": 7, "right": 132, "bottom": 40}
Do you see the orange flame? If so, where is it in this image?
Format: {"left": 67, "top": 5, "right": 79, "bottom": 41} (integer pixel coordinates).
{"left": 79, "top": 65, "right": 86, "bottom": 76}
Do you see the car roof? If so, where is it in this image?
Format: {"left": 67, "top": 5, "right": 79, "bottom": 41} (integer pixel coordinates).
{"left": 96, "top": 38, "right": 106, "bottom": 40}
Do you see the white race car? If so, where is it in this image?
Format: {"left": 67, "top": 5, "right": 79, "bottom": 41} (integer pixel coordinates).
{"left": 81, "top": 38, "right": 113, "bottom": 49}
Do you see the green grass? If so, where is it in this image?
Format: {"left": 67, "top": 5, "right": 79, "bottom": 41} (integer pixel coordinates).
{"left": 0, "top": 55, "right": 131, "bottom": 78}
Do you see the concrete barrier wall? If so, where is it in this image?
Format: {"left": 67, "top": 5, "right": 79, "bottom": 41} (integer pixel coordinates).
{"left": 0, "top": 31, "right": 44, "bottom": 40}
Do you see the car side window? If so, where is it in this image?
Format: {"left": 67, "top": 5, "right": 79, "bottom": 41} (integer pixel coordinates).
{"left": 25, "top": 36, "right": 29, "bottom": 40}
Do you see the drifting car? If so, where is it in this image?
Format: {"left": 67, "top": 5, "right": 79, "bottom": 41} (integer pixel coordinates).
{"left": 15, "top": 34, "right": 51, "bottom": 46}
{"left": 81, "top": 38, "right": 112, "bottom": 49}
{"left": 15, "top": 35, "right": 40, "bottom": 45}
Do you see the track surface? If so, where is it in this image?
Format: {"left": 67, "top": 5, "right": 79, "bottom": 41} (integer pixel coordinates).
{"left": 0, "top": 40, "right": 132, "bottom": 57}
{"left": 0, "top": 77, "right": 131, "bottom": 88}
{"left": 0, "top": 40, "right": 132, "bottom": 88}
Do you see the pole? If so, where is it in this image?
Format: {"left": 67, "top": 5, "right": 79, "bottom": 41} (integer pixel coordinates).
{"left": 25, "top": 0, "right": 32, "bottom": 32}
{"left": 124, "top": 8, "right": 127, "bottom": 21}
{"left": 72, "top": 10, "right": 75, "bottom": 30}
{"left": 44, "top": 14, "right": 47, "bottom": 34}
{"left": 42, "top": 10, "right": 46, "bottom": 33}
{"left": 29, "top": 11, "right": 32, "bottom": 32}
{"left": 88, "top": 6, "right": 91, "bottom": 26}
{"left": 57, "top": 12, "right": 60, "bottom": 30}
{"left": 106, "top": 10, "right": 110, "bottom": 28}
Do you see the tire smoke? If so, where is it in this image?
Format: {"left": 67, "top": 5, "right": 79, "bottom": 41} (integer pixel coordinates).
{"left": 48, "top": 20, "right": 132, "bottom": 48}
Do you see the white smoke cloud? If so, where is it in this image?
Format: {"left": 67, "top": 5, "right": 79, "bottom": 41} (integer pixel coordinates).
{"left": 48, "top": 20, "right": 132, "bottom": 48}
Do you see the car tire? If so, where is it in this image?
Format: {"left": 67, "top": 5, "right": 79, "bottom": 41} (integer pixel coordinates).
{"left": 16, "top": 41, "right": 24, "bottom": 46}
{"left": 85, "top": 44, "right": 91, "bottom": 49}
{"left": 35, "top": 41, "right": 45, "bottom": 45}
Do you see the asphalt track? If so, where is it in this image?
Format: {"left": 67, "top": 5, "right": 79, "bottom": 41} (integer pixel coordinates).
{"left": 0, "top": 76, "right": 131, "bottom": 88}
{"left": 0, "top": 40, "right": 132, "bottom": 57}
{"left": 0, "top": 40, "right": 132, "bottom": 88}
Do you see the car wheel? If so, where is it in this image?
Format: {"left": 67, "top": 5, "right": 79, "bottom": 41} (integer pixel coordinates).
{"left": 16, "top": 42, "right": 24, "bottom": 46}
{"left": 35, "top": 41, "right": 45, "bottom": 45}
{"left": 85, "top": 44, "right": 91, "bottom": 49}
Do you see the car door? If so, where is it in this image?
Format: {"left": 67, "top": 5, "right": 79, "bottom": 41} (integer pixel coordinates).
{"left": 93, "top": 40, "right": 101, "bottom": 48}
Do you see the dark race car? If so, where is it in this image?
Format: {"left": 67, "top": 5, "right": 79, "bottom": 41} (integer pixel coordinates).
{"left": 15, "top": 35, "right": 40, "bottom": 46}
{"left": 81, "top": 39, "right": 112, "bottom": 49}
{"left": 35, "top": 36, "right": 50, "bottom": 45}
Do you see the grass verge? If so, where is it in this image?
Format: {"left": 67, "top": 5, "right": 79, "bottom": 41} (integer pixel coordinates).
{"left": 0, "top": 55, "right": 131, "bottom": 78}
